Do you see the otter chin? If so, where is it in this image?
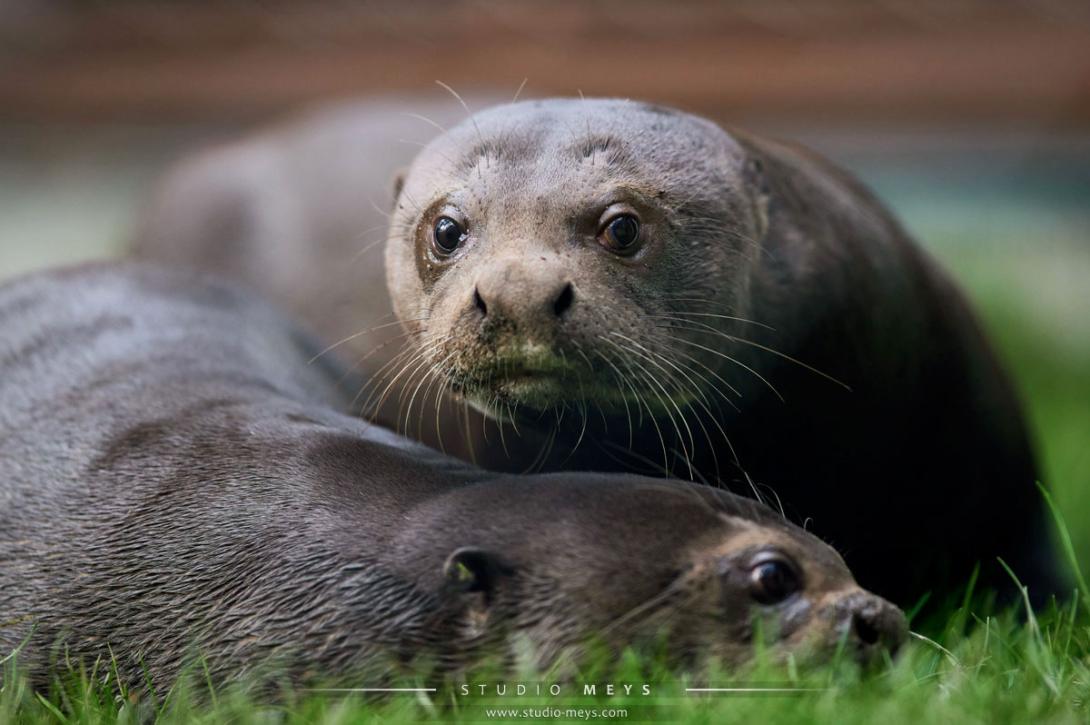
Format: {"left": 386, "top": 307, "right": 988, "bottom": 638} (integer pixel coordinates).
{"left": 458, "top": 346, "right": 649, "bottom": 420}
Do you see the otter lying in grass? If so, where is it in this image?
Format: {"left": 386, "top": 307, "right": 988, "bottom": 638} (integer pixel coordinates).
{"left": 0, "top": 263, "right": 904, "bottom": 690}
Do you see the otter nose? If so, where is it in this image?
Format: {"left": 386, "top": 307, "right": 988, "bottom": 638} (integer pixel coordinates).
{"left": 839, "top": 592, "right": 908, "bottom": 663}
{"left": 473, "top": 277, "right": 575, "bottom": 324}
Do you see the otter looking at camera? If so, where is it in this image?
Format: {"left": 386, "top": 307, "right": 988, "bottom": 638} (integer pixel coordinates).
{"left": 384, "top": 98, "right": 1058, "bottom": 605}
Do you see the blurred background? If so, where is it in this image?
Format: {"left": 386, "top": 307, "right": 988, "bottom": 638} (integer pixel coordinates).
{"left": 2, "top": 0, "right": 1088, "bottom": 571}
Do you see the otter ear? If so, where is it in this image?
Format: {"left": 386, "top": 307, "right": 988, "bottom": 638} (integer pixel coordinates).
{"left": 443, "top": 547, "right": 511, "bottom": 602}
{"left": 443, "top": 547, "right": 513, "bottom": 637}
{"left": 390, "top": 168, "right": 408, "bottom": 209}
{"left": 744, "top": 157, "right": 771, "bottom": 239}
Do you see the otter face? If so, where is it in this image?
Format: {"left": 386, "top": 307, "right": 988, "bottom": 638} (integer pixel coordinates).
{"left": 385, "top": 99, "right": 768, "bottom": 424}
{"left": 653, "top": 515, "right": 909, "bottom": 669}
{"left": 423, "top": 479, "right": 906, "bottom": 673}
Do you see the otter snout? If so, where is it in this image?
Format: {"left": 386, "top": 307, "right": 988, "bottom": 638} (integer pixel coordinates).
{"left": 472, "top": 261, "right": 575, "bottom": 333}
{"left": 834, "top": 591, "right": 908, "bottom": 663}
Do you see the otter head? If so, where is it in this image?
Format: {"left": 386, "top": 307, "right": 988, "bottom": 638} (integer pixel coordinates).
{"left": 385, "top": 99, "right": 769, "bottom": 424}
{"left": 406, "top": 476, "right": 906, "bottom": 673}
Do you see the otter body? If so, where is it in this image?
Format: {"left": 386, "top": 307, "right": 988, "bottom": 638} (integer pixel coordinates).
{"left": 0, "top": 263, "right": 903, "bottom": 690}
{"left": 132, "top": 98, "right": 1058, "bottom": 606}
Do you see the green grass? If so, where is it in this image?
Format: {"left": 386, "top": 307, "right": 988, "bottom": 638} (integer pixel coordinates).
{"left": 3, "top": 255, "right": 1089, "bottom": 723}
{"left": 3, "top": 591, "right": 1089, "bottom": 723}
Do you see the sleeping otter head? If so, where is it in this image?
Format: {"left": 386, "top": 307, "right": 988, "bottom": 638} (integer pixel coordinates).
{"left": 385, "top": 98, "right": 769, "bottom": 430}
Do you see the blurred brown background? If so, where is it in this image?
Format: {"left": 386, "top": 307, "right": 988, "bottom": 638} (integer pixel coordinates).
{"left": 2, "top": 0, "right": 1089, "bottom": 127}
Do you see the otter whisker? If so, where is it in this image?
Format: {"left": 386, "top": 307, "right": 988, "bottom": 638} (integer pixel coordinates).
{"left": 401, "top": 346, "right": 456, "bottom": 436}
{"left": 352, "top": 218, "right": 410, "bottom": 245}
{"left": 348, "top": 235, "right": 391, "bottom": 264}
{"left": 612, "top": 331, "right": 719, "bottom": 415}
{"left": 333, "top": 327, "right": 425, "bottom": 390}
{"left": 364, "top": 191, "right": 394, "bottom": 220}
{"left": 720, "top": 335, "right": 852, "bottom": 391}
{"left": 349, "top": 219, "right": 411, "bottom": 261}
{"left": 357, "top": 336, "right": 448, "bottom": 418}
{"left": 494, "top": 397, "right": 511, "bottom": 460}
{"left": 420, "top": 347, "right": 463, "bottom": 446}
{"left": 396, "top": 358, "right": 436, "bottom": 435}
{"left": 611, "top": 345, "right": 670, "bottom": 474}
{"left": 572, "top": 341, "right": 616, "bottom": 435}
{"left": 397, "top": 185, "right": 427, "bottom": 219}
{"left": 477, "top": 392, "right": 493, "bottom": 447}
{"left": 568, "top": 377, "right": 590, "bottom": 457}
{"left": 655, "top": 313, "right": 848, "bottom": 390}
{"left": 624, "top": 358, "right": 689, "bottom": 478}
{"left": 390, "top": 346, "right": 445, "bottom": 432}
{"left": 435, "top": 80, "right": 485, "bottom": 176}
{"left": 605, "top": 337, "right": 693, "bottom": 479}
{"left": 657, "top": 332, "right": 785, "bottom": 403}
{"left": 521, "top": 425, "right": 558, "bottom": 475}
{"left": 511, "top": 77, "right": 529, "bottom": 104}
{"left": 649, "top": 337, "right": 742, "bottom": 406}
{"left": 460, "top": 403, "right": 477, "bottom": 466}
{"left": 577, "top": 91, "right": 597, "bottom": 167}
{"left": 592, "top": 438, "right": 671, "bottom": 478}
{"left": 599, "top": 568, "right": 697, "bottom": 638}
{"left": 398, "top": 340, "right": 452, "bottom": 412}
{"left": 431, "top": 369, "right": 451, "bottom": 454}
{"left": 352, "top": 342, "right": 419, "bottom": 411}
{"left": 633, "top": 351, "right": 739, "bottom": 480}
{"left": 396, "top": 139, "right": 458, "bottom": 169}
{"left": 592, "top": 348, "right": 637, "bottom": 448}
{"left": 401, "top": 111, "right": 448, "bottom": 134}
{"left": 607, "top": 335, "right": 699, "bottom": 476}
{"left": 308, "top": 317, "right": 428, "bottom": 365}
{"left": 654, "top": 311, "right": 841, "bottom": 390}
{"left": 638, "top": 344, "right": 733, "bottom": 481}
{"left": 746, "top": 472, "right": 787, "bottom": 521}
{"left": 673, "top": 448, "right": 710, "bottom": 486}
{"left": 346, "top": 336, "right": 418, "bottom": 395}
{"left": 563, "top": 345, "right": 595, "bottom": 451}
{"left": 650, "top": 311, "right": 775, "bottom": 332}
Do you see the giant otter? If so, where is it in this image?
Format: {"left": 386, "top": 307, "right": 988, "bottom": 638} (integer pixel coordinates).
{"left": 0, "top": 263, "right": 905, "bottom": 691}
{"left": 383, "top": 98, "right": 1059, "bottom": 606}
{"left": 132, "top": 97, "right": 1059, "bottom": 606}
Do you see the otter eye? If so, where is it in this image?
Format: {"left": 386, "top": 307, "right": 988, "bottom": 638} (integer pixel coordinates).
{"left": 600, "top": 214, "right": 641, "bottom": 253}
{"left": 433, "top": 216, "right": 467, "bottom": 255}
{"left": 748, "top": 557, "right": 800, "bottom": 605}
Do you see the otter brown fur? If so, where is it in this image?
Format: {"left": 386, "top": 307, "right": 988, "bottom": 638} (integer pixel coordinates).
{"left": 0, "top": 262, "right": 905, "bottom": 690}
{"left": 131, "top": 97, "right": 1060, "bottom": 607}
